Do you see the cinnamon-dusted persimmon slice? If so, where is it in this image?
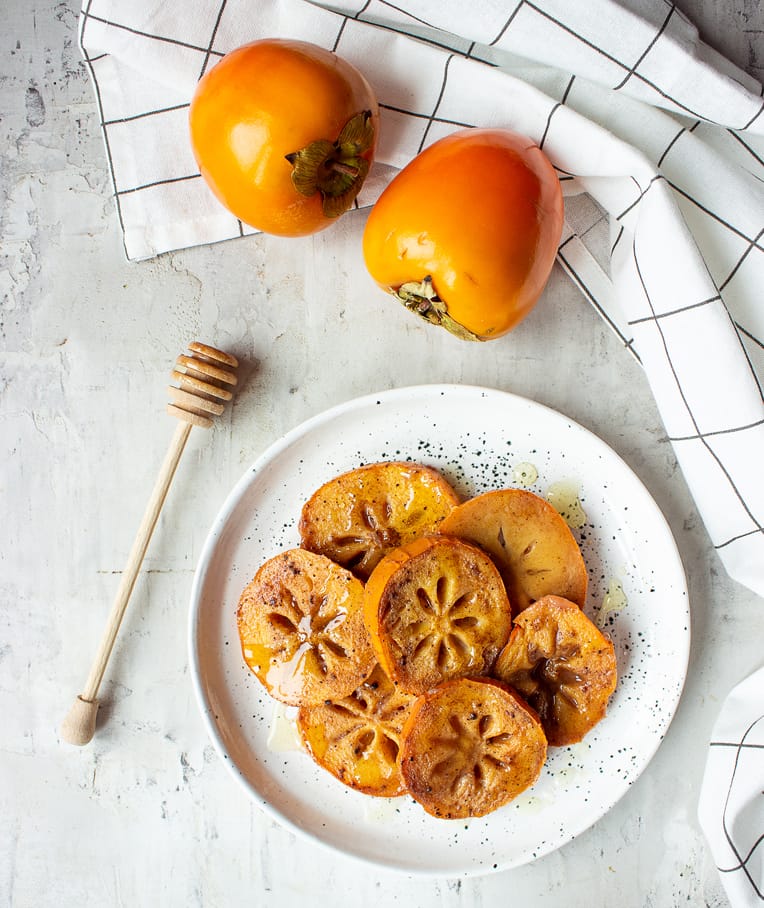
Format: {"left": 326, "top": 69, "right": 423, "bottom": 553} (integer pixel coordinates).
{"left": 299, "top": 461, "right": 460, "bottom": 580}
{"left": 399, "top": 677, "right": 547, "bottom": 819}
{"left": 438, "top": 488, "right": 587, "bottom": 612}
{"left": 494, "top": 595, "right": 617, "bottom": 746}
{"left": 363, "top": 536, "right": 512, "bottom": 695}
{"left": 236, "top": 549, "right": 375, "bottom": 706}
{"left": 298, "top": 664, "right": 416, "bottom": 797}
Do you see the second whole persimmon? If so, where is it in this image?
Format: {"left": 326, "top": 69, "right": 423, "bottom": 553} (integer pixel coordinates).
{"left": 189, "top": 39, "right": 379, "bottom": 237}
{"left": 362, "top": 128, "right": 564, "bottom": 340}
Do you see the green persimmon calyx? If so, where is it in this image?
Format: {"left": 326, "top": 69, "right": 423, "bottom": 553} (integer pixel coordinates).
{"left": 286, "top": 110, "right": 374, "bottom": 218}
{"left": 392, "top": 276, "right": 482, "bottom": 342}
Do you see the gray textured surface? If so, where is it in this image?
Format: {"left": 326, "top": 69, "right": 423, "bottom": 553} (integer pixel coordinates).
{"left": 1, "top": 2, "right": 762, "bottom": 905}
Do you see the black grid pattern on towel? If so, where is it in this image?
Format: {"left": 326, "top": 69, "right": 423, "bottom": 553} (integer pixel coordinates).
{"left": 79, "top": 1, "right": 764, "bottom": 564}
{"left": 709, "top": 714, "right": 764, "bottom": 899}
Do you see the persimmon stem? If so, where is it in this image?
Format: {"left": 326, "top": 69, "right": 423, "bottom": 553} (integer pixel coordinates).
{"left": 329, "top": 161, "right": 359, "bottom": 178}
{"left": 286, "top": 110, "right": 375, "bottom": 218}
{"left": 392, "top": 277, "right": 483, "bottom": 342}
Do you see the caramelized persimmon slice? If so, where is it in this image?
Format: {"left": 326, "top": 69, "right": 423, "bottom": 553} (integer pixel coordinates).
{"left": 494, "top": 595, "right": 617, "bottom": 746}
{"left": 399, "top": 678, "right": 547, "bottom": 819}
{"left": 439, "top": 488, "right": 587, "bottom": 612}
{"left": 363, "top": 536, "right": 512, "bottom": 695}
{"left": 299, "top": 461, "right": 460, "bottom": 580}
{"left": 236, "top": 549, "right": 375, "bottom": 706}
{"left": 298, "top": 664, "right": 416, "bottom": 797}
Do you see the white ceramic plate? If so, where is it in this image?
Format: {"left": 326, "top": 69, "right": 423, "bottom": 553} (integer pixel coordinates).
{"left": 189, "top": 384, "right": 689, "bottom": 876}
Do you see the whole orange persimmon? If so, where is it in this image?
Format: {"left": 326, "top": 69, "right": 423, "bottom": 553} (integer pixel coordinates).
{"left": 362, "top": 129, "right": 563, "bottom": 340}
{"left": 189, "top": 39, "right": 378, "bottom": 237}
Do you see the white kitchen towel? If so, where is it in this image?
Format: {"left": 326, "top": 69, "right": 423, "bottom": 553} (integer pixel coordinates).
{"left": 699, "top": 665, "right": 764, "bottom": 907}
{"left": 78, "top": 0, "right": 764, "bottom": 599}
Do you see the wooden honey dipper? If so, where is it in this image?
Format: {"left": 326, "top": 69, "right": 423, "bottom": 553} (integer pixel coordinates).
{"left": 60, "top": 341, "right": 238, "bottom": 746}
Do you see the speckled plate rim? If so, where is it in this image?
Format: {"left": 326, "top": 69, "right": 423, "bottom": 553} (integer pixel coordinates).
{"left": 188, "top": 383, "right": 690, "bottom": 877}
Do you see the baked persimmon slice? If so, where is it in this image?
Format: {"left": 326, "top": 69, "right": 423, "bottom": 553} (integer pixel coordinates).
{"left": 298, "top": 663, "right": 416, "bottom": 797}
{"left": 438, "top": 488, "right": 587, "bottom": 612}
{"left": 494, "top": 595, "right": 617, "bottom": 746}
{"left": 363, "top": 536, "right": 512, "bottom": 695}
{"left": 299, "top": 461, "right": 460, "bottom": 580}
{"left": 236, "top": 549, "right": 375, "bottom": 706}
{"left": 399, "top": 677, "right": 547, "bottom": 818}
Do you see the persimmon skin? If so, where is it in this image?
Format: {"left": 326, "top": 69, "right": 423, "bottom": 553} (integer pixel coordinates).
{"left": 189, "top": 39, "right": 379, "bottom": 237}
{"left": 362, "top": 128, "right": 563, "bottom": 339}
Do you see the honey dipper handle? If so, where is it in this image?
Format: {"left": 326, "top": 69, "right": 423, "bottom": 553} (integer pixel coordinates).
{"left": 60, "top": 421, "right": 192, "bottom": 745}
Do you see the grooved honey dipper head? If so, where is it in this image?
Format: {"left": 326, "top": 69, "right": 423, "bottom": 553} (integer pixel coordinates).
{"left": 167, "top": 341, "right": 239, "bottom": 428}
